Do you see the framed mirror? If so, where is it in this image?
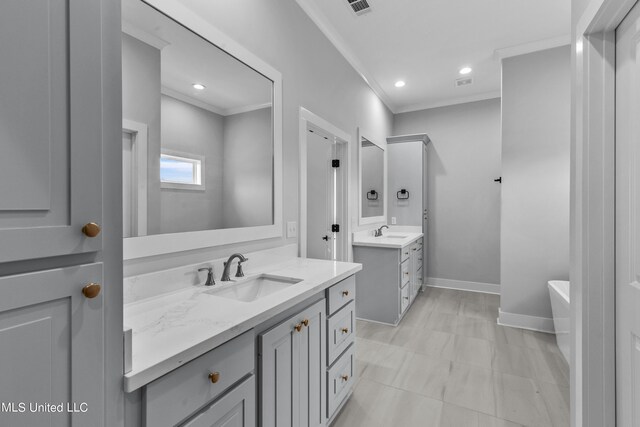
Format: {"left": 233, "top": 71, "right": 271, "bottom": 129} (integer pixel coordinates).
{"left": 122, "top": 0, "right": 282, "bottom": 259}
{"left": 358, "top": 130, "right": 386, "bottom": 225}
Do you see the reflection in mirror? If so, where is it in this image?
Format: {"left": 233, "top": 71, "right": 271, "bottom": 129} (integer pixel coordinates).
{"left": 360, "top": 137, "right": 384, "bottom": 218}
{"left": 122, "top": 0, "right": 274, "bottom": 238}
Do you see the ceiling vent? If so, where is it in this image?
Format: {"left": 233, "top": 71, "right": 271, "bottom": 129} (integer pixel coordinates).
{"left": 455, "top": 77, "right": 473, "bottom": 87}
{"left": 347, "top": 0, "right": 372, "bottom": 16}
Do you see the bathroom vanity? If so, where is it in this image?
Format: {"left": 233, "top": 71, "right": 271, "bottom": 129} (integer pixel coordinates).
{"left": 123, "top": 255, "right": 360, "bottom": 427}
{"left": 352, "top": 231, "right": 424, "bottom": 325}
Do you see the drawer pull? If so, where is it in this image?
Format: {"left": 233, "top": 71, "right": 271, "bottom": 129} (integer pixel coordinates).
{"left": 340, "top": 374, "right": 349, "bottom": 382}
{"left": 341, "top": 328, "right": 349, "bottom": 334}
{"left": 208, "top": 372, "right": 220, "bottom": 384}
{"left": 82, "top": 283, "right": 101, "bottom": 299}
{"left": 82, "top": 222, "right": 101, "bottom": 237}
{"left": 294, "top": 323, "right": 303, "bottom": 332}
{"left": 404, "top": 252, "right": 409, "bottom": 255}
{"left": 404, "top": 272, "right": 409, "bottom": 276}
{"left": 301, "top": 319, "right": 309, "bottom": 327}
{"left": 412, "top": 248, "right": 417, "bottom": 251}
{"left": 341, "top": 290, "right": 349, "bottom": 297}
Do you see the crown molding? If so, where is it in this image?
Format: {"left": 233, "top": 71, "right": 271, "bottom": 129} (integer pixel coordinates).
{"left": 224, "top": 102, "right": 272, "bottom": 116}
{"left": 294, "top": 0, "right": 397, "bottom": 113}
{"left": 494, "top": 34, "right": 571, "bottom": 60}
{"left": 161, "top": 87, "right": 227, "bottom": 116}
{"left": 395, "top": 90, "right": 502, "bottom": 114}
{"left": 122, "top": 20, "right": 171, "bottom": 50}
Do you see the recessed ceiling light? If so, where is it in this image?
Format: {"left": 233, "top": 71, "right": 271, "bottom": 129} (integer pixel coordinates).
{"left": 395, "top": 80, "right": 406, "bottom": 88}
{"left": 192, "top": 83, "right": 206, "bottom": 90}
{"left": 459, "top": 67, "right": 472, "bottom": 75}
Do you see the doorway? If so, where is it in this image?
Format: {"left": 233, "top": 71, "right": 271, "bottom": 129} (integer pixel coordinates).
{"left": 122, "top": 119, "right": 148, "bottom": 238}
{"left": 299, "top": 108, "right": 351, "bottom": 261}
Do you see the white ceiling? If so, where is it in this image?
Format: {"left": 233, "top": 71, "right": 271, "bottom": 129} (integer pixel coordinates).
{"left": 296, "top": 0, "right": 571, "bottom": 113}
{"left": 122, "top": 0, "right": 272, "bottom": 115}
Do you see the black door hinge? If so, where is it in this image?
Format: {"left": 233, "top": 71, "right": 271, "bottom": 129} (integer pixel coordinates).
{"left": 331, "top": 224, "right": 340, "bottom": 232}
{"left": 332, "top": 159, "right": 340, "bottom": 168}
{"left": 494, "top": 177, "right": 502, "bottom": 183}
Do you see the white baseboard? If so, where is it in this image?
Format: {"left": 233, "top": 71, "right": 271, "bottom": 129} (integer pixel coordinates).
{"left": 425, "top": 277, "right": 500, "bottom": 294}
{"left": 498, "top": 309, "right": 555, "bottom": 334}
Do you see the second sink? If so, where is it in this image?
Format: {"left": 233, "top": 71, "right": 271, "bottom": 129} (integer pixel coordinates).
{"left": 205, "top": 274, "right": 303, "bottom": 302}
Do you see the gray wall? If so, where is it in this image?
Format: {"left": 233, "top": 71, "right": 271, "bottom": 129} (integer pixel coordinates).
{"left": 500, "top": 46, "right": 571, "bottom": 320}
{"left": 387, "top": 141, "right": 424, "bottom": 226}
{"left": 160, "top": 95, "right": 225, "bottom": 233}
{"left": 125, "top": 0, "right": 394, "bottom": 274}
{"left": 393, "top": 99, "right": 502, "bottom": 286}
{"left": 121, "top": 34, "right": 162, "bottom": 234}
{"left": 222, "top": 107, "right": 273, "bottom": 228}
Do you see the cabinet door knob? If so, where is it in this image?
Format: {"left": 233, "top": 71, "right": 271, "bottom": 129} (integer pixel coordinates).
{"left": 294, "top": 323, "right": 303, "bottom": 332}
{"left": 82, "top": 283, "right": 101, "bottom": 299}
{"left": 208, "top": 372, "right": 220, "bottom": 384}
{"left": 82, "top": 222, "right": 101, "bottom": 237}
{"left": 301, "top": 319, "right": 309, "bottom": 327}
{"left": 341, "top": 328, "right": 349, "bottom": 334}
{"left": 341, "top": 290, "right": 349, "bottom": 297}
{"left": 340, "top": 375, "right": 349, "bottom": 381}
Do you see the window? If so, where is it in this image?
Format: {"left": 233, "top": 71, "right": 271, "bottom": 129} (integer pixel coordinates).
{"left": 160, "top": 151, "right": 205, "bottom": 190}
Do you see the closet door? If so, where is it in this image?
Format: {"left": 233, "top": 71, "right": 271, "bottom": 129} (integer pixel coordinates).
{"left": 0, "top": 0, "right": 103, "bottom": 262}
{"left": 0, "top": 263, "right": 104, "bottom": 427}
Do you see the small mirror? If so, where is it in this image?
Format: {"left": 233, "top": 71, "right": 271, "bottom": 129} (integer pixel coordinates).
{"left": 122, "top": 0, "right": 282, "bottom": 258}
{"left": 359, "top": 132, "right": 386, "bottom": 224}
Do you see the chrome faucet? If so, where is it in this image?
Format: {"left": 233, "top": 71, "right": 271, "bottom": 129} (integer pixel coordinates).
{"left": 221, "top": 253, "right": 249, "bottom": 281}
{"left": 197, "top": 267, "right": 216, "bottom": 286}
{"left": 374, "top": 225, "right": 389, "bottom": 237}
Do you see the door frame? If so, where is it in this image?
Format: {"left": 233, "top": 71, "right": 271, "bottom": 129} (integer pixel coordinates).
{"left": 573, "top": 1, "right": 637, "bottom": 426}
{"left": 299, "top": 107, "right": 351, "bottom": 261}
{"left": 122, "top": 119, "right": 148, "bottom": 236}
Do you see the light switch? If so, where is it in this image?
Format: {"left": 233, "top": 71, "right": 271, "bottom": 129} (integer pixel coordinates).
{"left": 287, "top": 221, "right": 297, "bottom": 238}
{"left": 391, "top": 217, "right": 397, "bottom": 225}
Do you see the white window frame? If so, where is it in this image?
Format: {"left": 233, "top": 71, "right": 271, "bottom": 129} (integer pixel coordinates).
{"left": 160, "top": 150, "right": 206, "bottom": 191}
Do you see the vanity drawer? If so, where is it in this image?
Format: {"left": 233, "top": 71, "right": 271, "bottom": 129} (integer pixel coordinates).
{"left": 328, "top": 275, "right": 355, "bottom": 315}
{"left": 327, "top": 301, "right": 355, "bottom": 365}
{"left": 327, "top": 345, "right": 355, "bottom": 418}
{"left": 145, "top": 331, "right": 254, "bottom": 427}
{"left": 400, "top": 284, "right": 410, "bottom": 314}
{"left": 401, "top": 247, "right": 411, "bottom": 263}
{"left": 400, "top": 260, "right": 410, "bottom": 287}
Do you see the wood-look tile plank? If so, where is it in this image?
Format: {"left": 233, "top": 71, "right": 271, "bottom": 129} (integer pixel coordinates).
{"left": 491, "top": 343, "right": 535, "bottom": 378}
{"left": 493, "top": 372, "right": 552, "bottom": 426}
{"left": 443, "top": 362, "right": 496, "bottom": 416}
{"left": 392, "top": 353, "right": 452, "bottom": 400}
{"left": 538, "top": 380, "right": 570, "bottom": 427}
{"left": 453, "top": 335, "right": 493, "bottom": 369}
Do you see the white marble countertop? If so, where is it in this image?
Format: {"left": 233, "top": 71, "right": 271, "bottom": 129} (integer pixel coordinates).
{"left": 352, "top": 231, "right": 423, "bottom": 248}
{"left": 123, "top": 257, "right": 361, "bottom": 392}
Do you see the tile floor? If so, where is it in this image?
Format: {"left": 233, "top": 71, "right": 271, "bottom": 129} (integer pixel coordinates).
{"left": 332, "top": 287, "right": 570, "bottom": 427}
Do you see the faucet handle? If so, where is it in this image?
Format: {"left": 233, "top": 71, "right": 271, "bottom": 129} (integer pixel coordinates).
{"left": 235, "top": 259, "right": 249, "bottom": 278}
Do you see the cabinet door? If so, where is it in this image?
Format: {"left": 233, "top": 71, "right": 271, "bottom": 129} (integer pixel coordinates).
{"left": 0, "top": 263, "right": 104, "bottom": 427}
{"left": 181, "top": 376, "right": 256, "bottom": 427}
{"left": 260, "top": 300, "right": 326, "bottom": 427}
{"left": 0, "top": 0, "right": 103, "bottom": 263}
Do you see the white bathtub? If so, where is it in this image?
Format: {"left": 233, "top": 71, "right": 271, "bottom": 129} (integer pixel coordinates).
{"left": 548, "top": 280, "right": 570, "bottom": 364}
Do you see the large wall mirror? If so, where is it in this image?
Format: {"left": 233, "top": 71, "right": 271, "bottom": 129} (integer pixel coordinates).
{"left": 122, "top": 0, "right": 282, "bottom": 259}
{"left": 358, "top": 130, "right": 386, "bottom": 225}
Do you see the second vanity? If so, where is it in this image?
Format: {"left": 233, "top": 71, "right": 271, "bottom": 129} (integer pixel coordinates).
{"left": 123, "top": 253, "right": 360, "bottom": 427}
{"left": 352, "top": 228, "right": 424, "bottom": 325}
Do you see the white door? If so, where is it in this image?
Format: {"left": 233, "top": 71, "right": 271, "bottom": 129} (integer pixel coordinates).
{"left": 307, "top": 130, "right": 336, "bottom": 260}
{"left": 616, "top": 4, "right": 640, "bottom": 425}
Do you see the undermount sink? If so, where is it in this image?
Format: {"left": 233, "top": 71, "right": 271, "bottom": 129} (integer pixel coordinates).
{"left": 205, "top": 274, "right": 303, "bottom": 302}
{"left": 383, "top": 234, "right": 408, "bottom": 239}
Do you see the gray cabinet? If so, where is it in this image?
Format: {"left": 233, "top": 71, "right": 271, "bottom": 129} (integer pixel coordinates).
{"left": 0, "top": 263, "right": 104, "bottom": 427}
{"left": 181, "top": 376, "right": 255, "bottom": 427}
{"left": 354, "top": 240, "right": 422, "bottom": 325}
{"left": 259, "top": 299, "right": 326, "bottom": 427}
{"left": 0, "top": 0, "right": 103, "bottom": 263}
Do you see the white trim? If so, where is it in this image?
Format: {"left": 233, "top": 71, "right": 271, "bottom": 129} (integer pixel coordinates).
{"left": 497, "top": 309, "right": 555, "bottom": 334}
{"left": 358, "top": 128, "right": 387, "bottom": 226}
{"left": 493, "top": 35, "right": 571, "bottom": 60}
{"left": 122, "top": 119, "right": 148, "bottom": 237}
{"left": 224, "top": 102, "right": 272, "bottom": 116}
{"left": 293, "top": 0, "right": 396, "bottom": 113}
{"left": 299, "top": 107, "right": 352, "bottom": 262}
{"left": 572, "top": 0, "right": 635, "bottom": 426}
{"left": 425, "top": 278, "right": 500, "bottom": 295}
{"left": 124, "top": 0, "right": 283, "bottom": 260}
{"left": 160, "top": 87, "right": 227, "bottom": 116}
{"left": 395, "top": 91, "right": 502, "bottom": 114}
{"left": 122, "top": 20, "right": 170, "bottom": 50}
